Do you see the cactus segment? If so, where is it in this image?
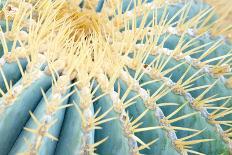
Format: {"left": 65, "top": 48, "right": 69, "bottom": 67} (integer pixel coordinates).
{"left": 114, "top": 78, "right": 179, "bottom": 154}
{"left": 9, "top": 85, "right": 71, "bottom": 155}
{"left": 140, "top": 74, "right": 229, "bottom": 154}
{"left": 144, "top": 54, "right": 232, "bottom": 106}
{"left": 124, "top": 49, "right": 231, "bottom": 153}
{"left": 55, "top": 88, "right": 84, "bottom": 155}
{"left": 0, "top": 59, "right": 27, "bottom": 93}
{"left": 93, "top": 84, "right": 131, "bottom": 155}
{"left": 119, "top": 65, "right": 229, "bottom": 154}
{"left": 0, "top": 72, "right": 51, "bottom": 154}
{"left": 158, "top": 34, "right": 231, "bottom": 61}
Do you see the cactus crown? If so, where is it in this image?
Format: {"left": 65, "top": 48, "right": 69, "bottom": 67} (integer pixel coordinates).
{"left": 0, "top": 0, "right": 231, "bottom": 155}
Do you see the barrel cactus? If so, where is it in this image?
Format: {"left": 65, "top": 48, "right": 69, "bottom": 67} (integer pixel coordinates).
{"left": 0, "top": 0, "right": 231, "bottom": 154}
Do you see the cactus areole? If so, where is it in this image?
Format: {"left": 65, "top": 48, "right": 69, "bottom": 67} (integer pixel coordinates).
{"left": 0, "top": 0, "right": 231, "bottom": 155}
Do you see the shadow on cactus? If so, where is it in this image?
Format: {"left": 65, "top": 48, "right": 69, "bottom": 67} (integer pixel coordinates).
{"left": 0, "top": 0, "right": 231, "bottom": 155}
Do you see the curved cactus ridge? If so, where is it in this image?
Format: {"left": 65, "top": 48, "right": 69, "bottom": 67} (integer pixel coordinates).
{"left": 0, "top": 0, "right": 231, "bottom": 155}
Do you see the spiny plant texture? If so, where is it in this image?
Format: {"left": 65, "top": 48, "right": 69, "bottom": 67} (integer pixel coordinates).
{"left": 0, "top": 0, "right": 231, "bottom": 155}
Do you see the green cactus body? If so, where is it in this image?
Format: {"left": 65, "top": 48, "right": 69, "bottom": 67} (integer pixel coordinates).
{"left": 0, "top": 0, "right": 231, "bottom": 155}
{"left": 93, "top": 85, "right": 131, "bottom": 154}
{"left": 0, "top": 72, "right": 51, "bottom": 154}
{"left": 55, "top": 88, "right": 83, "bottom": 155}
{"left": 0, "top": 60, "right": 27, "bottom": 93}
{"left": 114, "top": 78, "right": 180, "bottom": 155}
{"left": 9, "top": 86, "right": 71, "bottom": 155}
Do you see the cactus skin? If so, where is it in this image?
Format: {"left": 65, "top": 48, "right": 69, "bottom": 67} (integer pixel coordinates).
{"left": 54, "top": 88, "right": 84, "bottom": 155}
{"left": 0, "top": 74, "right": 51, "bottom": 154}
{"left": 9, "top": 87, "right": 70, "bottom": 154}
{"left": 0, "top": 0, "right": 231, "bottom": 155}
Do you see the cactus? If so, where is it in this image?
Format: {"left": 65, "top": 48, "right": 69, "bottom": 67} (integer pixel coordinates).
{"left": 0, "top": 0, "right": 231, "bottom": 155}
